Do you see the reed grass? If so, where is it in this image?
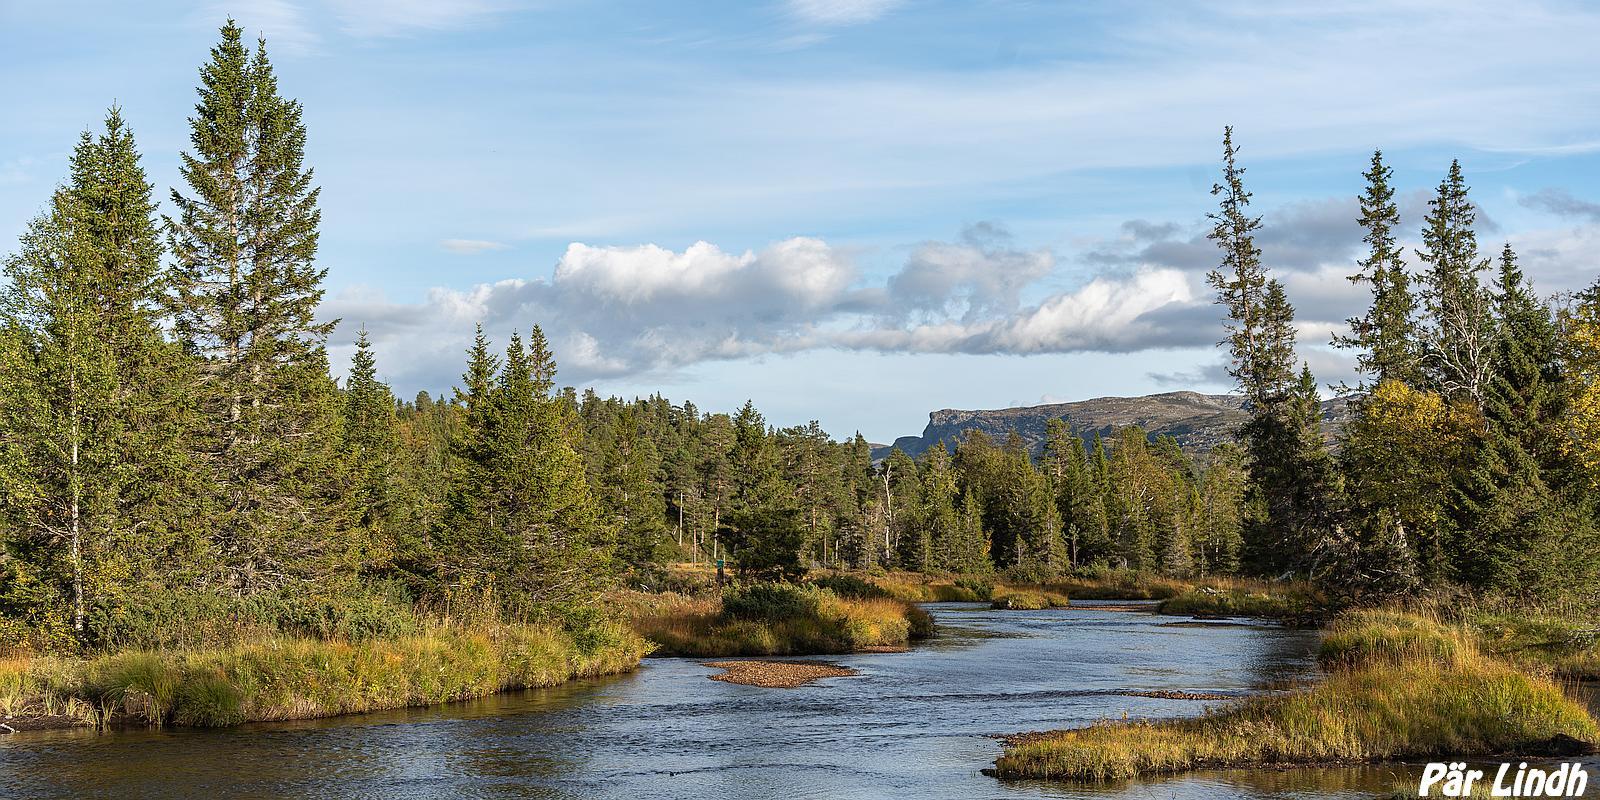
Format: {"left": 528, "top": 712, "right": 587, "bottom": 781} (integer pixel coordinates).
{"left": 993, "top": 610, "right": 1599, "bottom": 782}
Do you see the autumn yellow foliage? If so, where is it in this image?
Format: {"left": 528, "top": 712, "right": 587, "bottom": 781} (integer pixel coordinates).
{"left": 1566, "top": 295, "right": 1600, "bottom": 487}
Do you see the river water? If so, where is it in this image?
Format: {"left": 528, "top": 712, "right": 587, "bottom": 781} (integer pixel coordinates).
{"left": 2, "top": 601, "right": 1596, "bottom": 799}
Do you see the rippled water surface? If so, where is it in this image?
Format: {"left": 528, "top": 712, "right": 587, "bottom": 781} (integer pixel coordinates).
{"left": 3, "top": 601, "right": 1595, "bottom": 799}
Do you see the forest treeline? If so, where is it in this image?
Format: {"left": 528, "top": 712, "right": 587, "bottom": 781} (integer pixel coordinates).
{"left": 4, "top": 24, "right": 1599, "bottom": 653}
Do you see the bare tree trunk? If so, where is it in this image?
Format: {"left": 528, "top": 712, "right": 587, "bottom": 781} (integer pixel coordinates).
{"left": 71, "top": 417, "right": 84, "bottom": 633}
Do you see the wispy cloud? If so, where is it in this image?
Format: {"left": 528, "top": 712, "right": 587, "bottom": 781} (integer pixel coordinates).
{"left": 1520, "top": 187, "right": 1600, "bottom": 223}
{"left": 324, "top": 0, "right": 520, "bottom": 37}
{"left": 211, "top": 0, "right": 321, "bottom": 56}
{"left": 784, "top": 0, "right": 903, "bottom": 26}
{"left": 441, "top": 238, "right": 511, "bottom": 254}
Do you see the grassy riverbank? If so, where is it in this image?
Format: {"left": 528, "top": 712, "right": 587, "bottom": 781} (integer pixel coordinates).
{"left": 622, "top": 583, "right": 933, "bottom": 657}
{"left": 990, "top": 589, "right": 1072, "bottom": 610}
{"left": 0, "top": 621, "right": 647, "bottom": 729}
{"left": 853, "top": 569, "right": 1316, "bottom": 618}
{"left": 993, "top": 609, "right": 1599, "bottom": 781}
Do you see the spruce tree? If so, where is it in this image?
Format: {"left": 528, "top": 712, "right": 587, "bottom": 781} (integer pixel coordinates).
{"left": 1449, "top": 245, "right": 1593, "bottom": 596}
{"left": 441, "top": 329, "right": 607, "bottom": 610}
{"left": 1416, "top": 160, "right": 1494, "bottom": 404}
{"left": 341, "top": 327, "right": 399, "bottom": 570}
{"left": 1206, "top": 127, "right": 1288, "bottom": 407}
{"left": 165, "top": 21, "right": 348, "bottom": 592}
{"left": 601, "top": 405, "right": 668, "bottom": 568}
{"left": 1205, "top": 130, "right": 1337, "bottom": 576}
{"left": 1336, "top": 150, "right": 1420, "bottom": 387}
{"left": 1, "top": 110, "right": 192, "bottom": 642}
{"left": 920, "top": 443, "right": 963, "bottom": 572}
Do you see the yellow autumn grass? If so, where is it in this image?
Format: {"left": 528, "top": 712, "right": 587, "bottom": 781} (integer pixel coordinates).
{"left": 0, "top": 619, "right": 647, "bottom": 728}
{"left": 993, "top": 609, "right": 1598, "bottom": 782}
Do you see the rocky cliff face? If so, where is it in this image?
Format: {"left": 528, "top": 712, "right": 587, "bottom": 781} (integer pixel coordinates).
{"left": 872, "top": 390, "right": 1350, "bottom": 460}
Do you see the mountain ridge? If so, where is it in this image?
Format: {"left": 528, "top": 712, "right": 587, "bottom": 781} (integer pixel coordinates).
{"left": 871, "top": 390, "right": 1351, "bottom": 460}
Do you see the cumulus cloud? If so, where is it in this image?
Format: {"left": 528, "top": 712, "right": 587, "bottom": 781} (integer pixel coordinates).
{"left": 329, "top": 192, "right": 1600, "bottom": 396}
{"left": 888, "top": 223, "right": 1054, "bottom": 322}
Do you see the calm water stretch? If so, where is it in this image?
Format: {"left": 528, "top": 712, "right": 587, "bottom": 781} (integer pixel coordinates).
{"left": 3, "top": 602, "right": 1596, "bottom": 799}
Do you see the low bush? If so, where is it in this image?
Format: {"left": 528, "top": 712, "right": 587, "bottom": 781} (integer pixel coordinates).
{"left": 1465, "top": 610, "right": 1600, "bottom": 680}
{"left": 810, "top": 574, "right": 891, "bottom": 599}
{"left": 1156, "top": 585, "right": 1317, "bottom": 619}
{"left": 1319, "top": 609, "right": 1469, "bottom": 670}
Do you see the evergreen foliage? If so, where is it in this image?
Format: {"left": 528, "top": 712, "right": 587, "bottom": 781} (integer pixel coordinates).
{"left": 5, "top": 30, "right": 1599, "bottom": 657}
{"left": 1335, "top": 150, "right": 1420, "bottom": 388}
{"left": 165, "top": 20, "right": 349, "bottom": 594}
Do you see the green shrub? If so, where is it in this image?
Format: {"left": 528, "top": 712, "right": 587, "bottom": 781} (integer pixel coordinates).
{"left": 721, "top": 583, "right": 825, "bottom": 622}
{"left": 954, "top": 578, "right": 994, "bottom": 602}
{"left": 811, "top": 574, "right": 890, "bottom": 599}
{"left": 85, "top": 583, "right": 422, "bottom": 651}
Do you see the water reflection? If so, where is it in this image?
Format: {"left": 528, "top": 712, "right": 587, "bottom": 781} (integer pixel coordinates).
{"left": 1, "top": 603, "right": 1593, "bottom": 800}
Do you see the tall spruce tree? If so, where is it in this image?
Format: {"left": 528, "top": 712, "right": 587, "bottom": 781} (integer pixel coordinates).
{"left": 1416, "top": 160, "right": 1494, "bottom": 405}
{"left": 1206, "top": 129, "right": 1336, "bottom": 576}
{"left": 1207, "top": 127, "right": 1291, "bottom": 407}
{"left": 1, "top": 110, "right": 192, "bottom": 642}
{"left": 1336, "top": 150, "right": 1420, "bottom": 388}
{"left": 165, "top": 21, "right": 348, "bottom": 592}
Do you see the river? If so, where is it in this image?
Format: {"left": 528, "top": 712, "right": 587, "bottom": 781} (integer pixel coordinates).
{"left": 2, "top": 601, "right": 1596, "bottom": 799}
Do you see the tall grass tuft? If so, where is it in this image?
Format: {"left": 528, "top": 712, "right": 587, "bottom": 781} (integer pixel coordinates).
{"left": 993, "top": 610, "right": 1599, "bottom": 782}
{"left": 625, "top": 584, "right": 933, "bottom": 657}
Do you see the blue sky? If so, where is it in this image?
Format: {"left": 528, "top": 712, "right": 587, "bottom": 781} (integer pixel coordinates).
{"left": 4, "top": 0, "right": 1600, "bottom": 442}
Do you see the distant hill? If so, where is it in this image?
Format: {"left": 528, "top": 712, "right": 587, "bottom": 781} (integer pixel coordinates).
{"left": 871, "top": 390, "right": 1351, "bottom": 460}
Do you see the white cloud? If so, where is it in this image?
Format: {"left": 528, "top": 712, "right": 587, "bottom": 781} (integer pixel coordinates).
{"left": 327, "top": 197, "right": 1600, "bottom": 397}
{"left": 440, "top": 238, "right": 511, "bottom": 254}
{"left": 785, "top": 0, "right": 903, "bottom": 26}
{"left": 889, "top": 223, "right": 1054, "bottom": 322}
{"left": 327, "top": 229, "right": 1220, "bottom": 392}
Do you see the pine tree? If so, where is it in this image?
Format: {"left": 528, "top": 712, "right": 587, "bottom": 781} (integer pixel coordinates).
{"left": 165, "top": 21, "right": 348, "bottom": 592}
{"left": 1, "top": 110, "right": 192, "bottom": 643}
{"left": 1416, "top": 160, "right": 1494, "bottom": 404}
{"left": 1336, "top": 150, "right": 1420, "bottom": 388}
